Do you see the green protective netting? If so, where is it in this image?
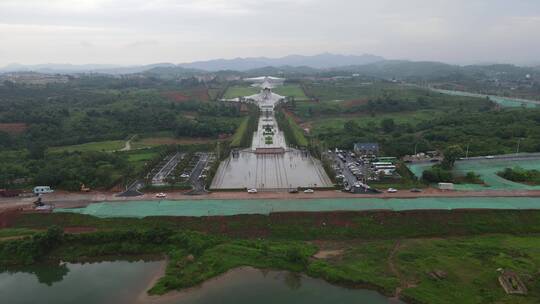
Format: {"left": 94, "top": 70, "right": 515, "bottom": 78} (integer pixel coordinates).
{"left": 408, "top": 158, "right": 540, "bottom": 191}
{"left": 55, "top": 197, "right": 540, "bottom": 219}
{"left": 432, "top": 89, "right": 540, "bottom": 108}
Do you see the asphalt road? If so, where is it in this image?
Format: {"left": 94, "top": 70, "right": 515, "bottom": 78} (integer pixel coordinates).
{"left": 188, "top": 152, "right": 210, "bottom": 193}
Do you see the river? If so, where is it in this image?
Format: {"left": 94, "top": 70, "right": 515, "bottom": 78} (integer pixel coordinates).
{"left": 431, "top": 88, "right": 540, "bottom": 108}
{"left": 0, "top": 261, "right": 402, "bottom": 304}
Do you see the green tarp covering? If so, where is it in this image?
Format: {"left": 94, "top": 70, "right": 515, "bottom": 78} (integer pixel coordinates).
{"left": 408, "top": 158, "right": 540, "bottom": 191}
{"left": 55, "top": 197, "right": 540, "bottom": 218}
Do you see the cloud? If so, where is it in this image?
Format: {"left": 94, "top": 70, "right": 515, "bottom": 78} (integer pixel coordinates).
{"left": 0, "top": 0, "right": 538, "bottom": 65}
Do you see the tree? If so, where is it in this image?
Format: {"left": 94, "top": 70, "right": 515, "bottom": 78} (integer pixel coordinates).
{"left": 442, "top": 145, "right": 464, "bottom": 169}
{"left": 344, "top": 120, "right": 359, "bottom": 133}
{"left": 380, "top": 118, "right": 396, "bottom": 133}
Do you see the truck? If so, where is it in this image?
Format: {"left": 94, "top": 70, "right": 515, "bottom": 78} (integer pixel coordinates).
{"left": 33, "top": 186, "right": 54, "bottom": 195}
{"left": 438, "top": 183, "right": 455, "bottom": 191}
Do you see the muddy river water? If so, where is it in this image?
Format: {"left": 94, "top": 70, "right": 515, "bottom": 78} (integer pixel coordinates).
{"left": 0, "top": 261, "right": 403, "bottom": 304}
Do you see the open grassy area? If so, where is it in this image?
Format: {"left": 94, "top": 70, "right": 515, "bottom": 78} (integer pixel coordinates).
{"left": 3, "top": 210, "right": 540, "bottom": 303}
{"left": 311, "top": 234, "right": 540, "bottom": 304}
{"left": 223, "top": 85, "right": 259, "bottom": 99}
{"left": 273, "top": 84, "right": 309, "bottom": 100}
{"left": 229, "top": 116, "right": 249, "bottom": 147}
{"left": 131, "top": 137, "right": 217, "bottom": 149}
{"left": 120, "top": 148, "right": 162, "bottom": 172}
{"left": 0, "top": 228, "right": 38, "bottom": 239}
{"left": 48, "top": 140, "right": 126, "bottom": 153}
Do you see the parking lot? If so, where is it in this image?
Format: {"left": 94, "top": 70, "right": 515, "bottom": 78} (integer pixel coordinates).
{"left": 328, "top": 149, "right": 398, "bottom": 193}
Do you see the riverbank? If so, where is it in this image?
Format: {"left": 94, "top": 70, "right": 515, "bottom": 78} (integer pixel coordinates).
{"left": 2, "top": 217, "right": 539, "bottom": 304}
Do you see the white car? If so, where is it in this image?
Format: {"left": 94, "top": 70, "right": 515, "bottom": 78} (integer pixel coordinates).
{"left": 485, "top": 155, "right": 495, "bottom": 159}
{"left": 155, "top": 192, "right": 167, "bottom": 198}
{"left": 247, "top": 188, "right": 258, "bottom": 194}
{"left": 180, "top": 173, "right": 190, "bottom": 178}
{"left": 387, "top": 188, "right": 398, "bottom": 193}
{"left": 304, "top": 189, "right": 315, "bottom": 193}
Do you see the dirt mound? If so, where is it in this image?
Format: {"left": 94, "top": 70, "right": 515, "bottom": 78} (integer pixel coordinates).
{"left": 0, "top": 123, "right": 29, "bottom": 135}
{"left": 64, "top": 227, "right": 98, "bottom": 234}
{"left": 0, "top": 208, "right": 21, "bottom": 228}
{"left": 162, "top": 91, "right": 190, "bottom": 102}
{"left": 344, "top": 99, "right": 368, "bottom": 108}
{"left": 161, "top": 89, "right": 210, "bottom": 103}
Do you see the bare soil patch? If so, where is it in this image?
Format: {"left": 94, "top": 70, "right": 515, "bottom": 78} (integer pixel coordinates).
{"left": 0, "top": 123, "right": 29, "bottom": 134}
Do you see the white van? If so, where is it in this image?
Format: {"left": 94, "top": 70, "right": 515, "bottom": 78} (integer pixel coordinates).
{"left": 33, "top": 186, "right": 54, "bottom": 195}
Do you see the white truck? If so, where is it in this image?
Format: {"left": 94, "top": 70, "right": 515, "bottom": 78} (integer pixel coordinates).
{"left": 33, "top": 186, "right": 54, "bottom": 195}
{"left": 438, "top": 183, "right": 455, "bottom": 191}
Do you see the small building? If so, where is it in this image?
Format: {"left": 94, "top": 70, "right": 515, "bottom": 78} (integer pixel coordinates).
{"left": 354, "top": 143, "right": 379, "bottom": 156}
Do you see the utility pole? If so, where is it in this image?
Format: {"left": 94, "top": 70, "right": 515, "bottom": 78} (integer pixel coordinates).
{"left": 465, "top": 142, "right": 470, "bottom": 159}
{"left": 516, "top": 138, "right": 523, "bottom": 155}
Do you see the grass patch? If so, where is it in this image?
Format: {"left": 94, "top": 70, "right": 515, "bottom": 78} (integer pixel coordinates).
{"left": 229, "top": 116, "right": 249, "bottom": 147}
{"left": 0, "top": 228, "right": 38, "bottom": 239}
{"left": 223, "top": 86, "right": 259, "bottom": 99}
{"left": 273, "top": 84, "right": 308, "bottom": 100}
{"left": 48, "top": 140, "right": 126, "bottom": 153}
{"left": 2, "top": 218, "right": 540, "bottom": 303}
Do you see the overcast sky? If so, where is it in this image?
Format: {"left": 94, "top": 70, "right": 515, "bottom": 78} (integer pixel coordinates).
{"left": 1, "top": 0, "right": 539, "bottom": 66}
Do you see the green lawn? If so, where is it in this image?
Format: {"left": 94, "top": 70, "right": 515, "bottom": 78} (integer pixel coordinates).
{"left": 48, "top": 140, "right": 126, "bottom": 153}
{"left": 312, "top": 234, "right": 540, "bottom": 304}
{"left": 309, "top": 110, "right": 438, "bottom": 133}
{"left": 230, "top": 116, "right": 249, "bottom": 147}
{"left": 0, "top": 228, "right": 37, "bottom": 239}
{"left": 287, "top": 114, "right": 309, "bottom": 147}
{"left": 121, "top": 149, "right": 161, "bottom": 172}
{"left": 273, "top": 84, "right": 308, "bottom": 100}
{"left": 223, "top": 86, "right": 259, "bottom": 99}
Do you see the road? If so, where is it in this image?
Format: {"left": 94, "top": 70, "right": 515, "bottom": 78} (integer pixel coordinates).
{"left": 187, "top": 152, "right": 210, "bottom": 194}
{"left": 409, "top": 152, "right": 540, "bottom": 165}
{"left": 3, "top": 187, "right": 540, "bottom": 212}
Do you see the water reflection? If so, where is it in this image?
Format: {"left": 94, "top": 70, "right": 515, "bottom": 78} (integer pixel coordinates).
{"left": 1, "top": 263, "right": 69, "bottom": 286}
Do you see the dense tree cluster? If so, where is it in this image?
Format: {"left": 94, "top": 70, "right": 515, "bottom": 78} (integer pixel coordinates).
{"left": 313, "top": 108, "right": 540, "bottom": 157}
{"left": 497, "top": 167, "right": 540, "bottom": 185}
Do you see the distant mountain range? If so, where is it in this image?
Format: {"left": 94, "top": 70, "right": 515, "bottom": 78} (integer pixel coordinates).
{"left": 0, "top": 53, "right": 384, "bottom": 74}
{"left": 0, "top": 53, "right": 537, "bottom": 82}
{"left": 0, "top": 63, "right": 176, "bottom": 75}
{"left": 177, "top": 53, "right": 385, "bottom": 71}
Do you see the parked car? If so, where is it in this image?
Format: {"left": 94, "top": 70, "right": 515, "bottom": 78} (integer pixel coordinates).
{"left": 180, "top": 173, "right": 190, "bottom": 178}
{"left": 387, "top": 188, "right": 398, "bottom": 193}
{"left": 485, "top": 155, "right": 495, "bottom": 159}
{"left": 304, "top": 189, "right": 314, "bottom": 193}
{"left": 410, "top": 188, "right": 423, "bottom": 193}
{"left": 155, "top": 192, "right": 167, "bottom": 198}
{"left": 288, "top": 188, "right": 299, "bottom": 193}
{"left": 247, "top": 188, "right": 258, "bottom": 194}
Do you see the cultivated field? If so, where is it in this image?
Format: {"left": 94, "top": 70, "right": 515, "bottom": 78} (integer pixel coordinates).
{"left": 47, "top": 140, "right": 126, "bottom": 153}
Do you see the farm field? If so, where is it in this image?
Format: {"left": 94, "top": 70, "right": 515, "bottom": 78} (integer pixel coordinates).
{"left": 223, "top": 85, "right": 259, "bottom": 99}
{"left": 47, "top": 140, "right": 127, "bottom": 153}
{"left": 273, "top": 84, "right": 308, "bottom": 100}
{"left": 131, "top": 136, "right": 217, "bottom": 149}
{"left": 0, "top": 123, "right": 28, "bottom": 135}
